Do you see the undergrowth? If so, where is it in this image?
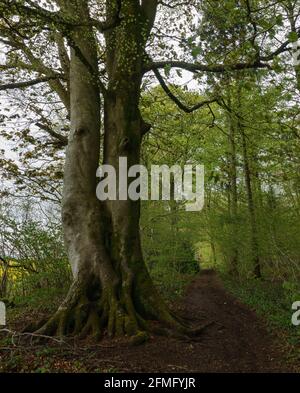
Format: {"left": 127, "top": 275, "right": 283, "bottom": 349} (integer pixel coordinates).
{"left": 221, "top": 273, "right": 300, "bottom": 362}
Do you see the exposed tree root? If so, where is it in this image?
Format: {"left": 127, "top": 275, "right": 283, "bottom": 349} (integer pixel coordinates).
{"left": 25, "top": 282, "right": 208, "bottom": 345}
{"left": 23, "top": 267, "right": 211, "bottom": 345}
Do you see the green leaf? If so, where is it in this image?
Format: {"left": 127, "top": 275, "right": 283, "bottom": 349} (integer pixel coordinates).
{"left": 288, "top": 31, "right": 298, "bottom": 43}
{"left": 164, "top": 64, "right": 171, "bottom": 77}
{"left": 275, "top": 15, "right": 283, "bottom": 26}
{"left": 191, "top": 47, "right": 201, "bottom": 59}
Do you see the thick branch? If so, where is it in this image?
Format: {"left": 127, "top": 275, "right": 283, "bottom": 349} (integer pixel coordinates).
{"left": 159, "top": 0, "right": 190, "bottom": 8}
{"left": 0, "top": 32, "right": 70, "bottom": 110}
{"left": 260, "top": 40, "right": 291, "bottom": 61}
{"left": 35, "top": 122, "right": 68, "bottom": 147}
{"left": 153, "top": 67, "right": 218, "bottom": 113}
{"left": 8, "top": 0, "right": 122, "bottom": 33}
{"left": 0, "top": 76, "right": 59, "bottom": 91}
{"left": 145, "top": 59, "right": 269, "bottom": 74}
{"left": 145, "top": 39, "right": 291, "bottom": 75}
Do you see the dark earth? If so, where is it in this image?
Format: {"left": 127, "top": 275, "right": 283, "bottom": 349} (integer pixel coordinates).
{"left": 0, "top": 270, "right": 297, "bottom": 373}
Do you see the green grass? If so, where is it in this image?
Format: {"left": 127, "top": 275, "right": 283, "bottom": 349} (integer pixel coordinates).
{"left": 221, "top": 273, "right": 300, "bottom": 351}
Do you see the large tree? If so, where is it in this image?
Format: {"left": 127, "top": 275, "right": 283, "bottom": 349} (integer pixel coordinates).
{"left": 0, "top": 0, "right": 295, "bottom": 339}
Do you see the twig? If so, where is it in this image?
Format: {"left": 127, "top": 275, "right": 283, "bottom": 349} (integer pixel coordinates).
{"left": 0, "top": 328, "right": 68, "bottom": 346}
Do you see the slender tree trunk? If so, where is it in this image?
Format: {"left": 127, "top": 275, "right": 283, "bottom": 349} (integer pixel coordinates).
{"left": 210, "top": 241, "right": 217, "bottom": 265}
{"left": 0, "top": 257, "right": 8, "bottom": 299}
{"left": 227, "top": 107, "right": 239, "bottom": 275}
{"left": 234, "top": 82, "right": 261, "bottom": 279}
{"left": 240, "top": 127, "right": 262, "bottom": 279}
{"left": 169, "top": 176, "right": 179, "bottom": 270}
{"left": 206, "top": 187, "right": 217, "bottom": 266}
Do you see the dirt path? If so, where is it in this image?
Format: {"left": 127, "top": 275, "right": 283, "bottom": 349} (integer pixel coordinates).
{"left": 1, "top": 270, "right": 294, "bottom": 373}
{"left": 93, "top": 270, "right": 291, "bottom": 372}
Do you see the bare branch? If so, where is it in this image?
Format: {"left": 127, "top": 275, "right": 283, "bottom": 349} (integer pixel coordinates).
{"left": 145, "top": 38, "right": 291, "bottom": 75}
{"left": 153, "top": 67, "right": 218, "bottom": 113}
{"left": 145, "top": 59, "right": 270, "bottom": 74}
{"left": 0, "top": 75, "right": 59, "bottom": 91}
{"left": 35, "top": 122, "right": 68, "bottom": 147}
{"left": 7, "top": 0, "right": 122, "bottom": 34}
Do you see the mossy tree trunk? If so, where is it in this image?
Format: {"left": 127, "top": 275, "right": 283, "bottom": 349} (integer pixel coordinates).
{"left": 33, "top": 0, "right": 192, "bottom": 340}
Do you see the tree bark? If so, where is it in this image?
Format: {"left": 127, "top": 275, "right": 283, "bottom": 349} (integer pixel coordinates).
{"left": 226, "top": 100, "right": 239, "bottom": 275}
{"left": 286, "top": 1, "right": 300, "bottom": 92}
{"left": 32, "top": 0, "right": 194, "bottom": 341}
{"left": 240, "top": 126, "right": 262, "bottom": 279}
{"left": 0, "top": 257, "right": 9, "bottom": 299}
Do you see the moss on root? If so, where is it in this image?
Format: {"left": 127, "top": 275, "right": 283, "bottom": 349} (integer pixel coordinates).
{"left": 23, "top": 273, "right": 210, "bottom": 344}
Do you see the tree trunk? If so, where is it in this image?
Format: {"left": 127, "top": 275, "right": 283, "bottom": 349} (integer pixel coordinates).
{"left": 32, "top": 0, "right": 194, "bottom": 341}
{"left": 234, "top": 83, "right": 261, "bottom": 279}
{"left": 240, "top": 128, "right": 262, "bottom": 279}
{"left": 286, "top": 3, "right": 300, "bottom": 92}
{"left": 0, "top": 257, "right": 9, "bottom": 299}
{"left": 227, "top": 102, "right": 239, "bottom": 275}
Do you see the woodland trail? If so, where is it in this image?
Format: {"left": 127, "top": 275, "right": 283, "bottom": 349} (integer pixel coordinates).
{"left": 90, "top": 270, "right": 293, "bottom": 373}
{"left": 0, "top": 270, "right": 295, "bottom": 373}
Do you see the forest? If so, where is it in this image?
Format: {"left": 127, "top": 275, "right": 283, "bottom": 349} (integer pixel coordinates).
{"left": 0, "top": 0, "right": 300, "bottom": 375}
